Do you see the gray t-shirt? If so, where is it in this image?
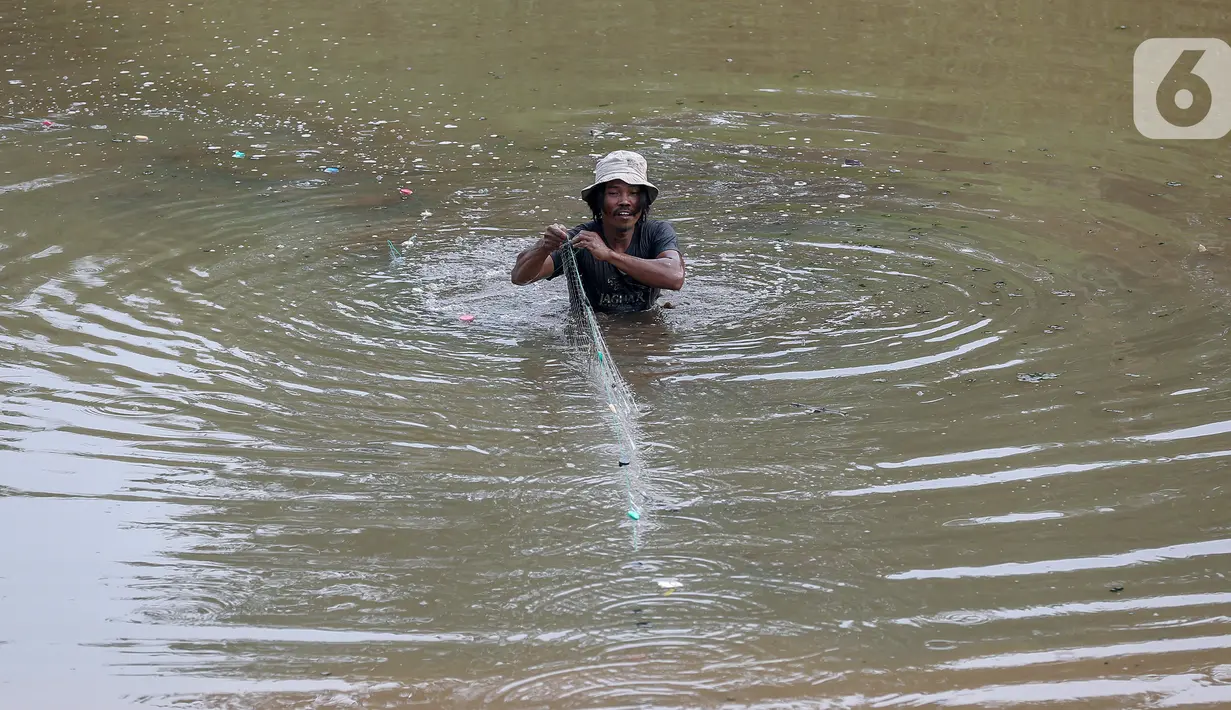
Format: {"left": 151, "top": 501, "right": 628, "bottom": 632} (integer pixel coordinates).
{"left": 548, "top": 219, "right": 680, "bottom": 313}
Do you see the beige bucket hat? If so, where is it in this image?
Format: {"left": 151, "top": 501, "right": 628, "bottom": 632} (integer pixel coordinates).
{"left": 580, "top": 150, "right": 658, "bottom": 206}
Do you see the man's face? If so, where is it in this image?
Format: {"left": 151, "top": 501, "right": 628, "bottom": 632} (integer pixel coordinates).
{"left": 602, "top": 180, "right": 643, "bottom": 229}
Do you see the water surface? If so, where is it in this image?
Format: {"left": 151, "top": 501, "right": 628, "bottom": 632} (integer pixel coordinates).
{"left": 2, "top": 0, "right": 1231, "bottom": 707}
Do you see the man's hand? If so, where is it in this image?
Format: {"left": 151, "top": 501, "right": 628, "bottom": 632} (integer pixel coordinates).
{"left": 570, "top": 230, "right": 613, "bottom": 262}
{"left": 539, "top": 224, "right": 571, "bottom": 252}
{"left": 512, "top": 224, "right": 571, "bottom": 285}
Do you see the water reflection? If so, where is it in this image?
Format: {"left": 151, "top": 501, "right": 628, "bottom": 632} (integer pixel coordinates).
{"left": 2, "top": 0, "right": 1231, "bottom": 707}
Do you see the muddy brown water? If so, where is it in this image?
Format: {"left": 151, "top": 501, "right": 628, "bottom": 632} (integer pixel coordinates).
{"left": 2, "top": 0, "right": 1230, "bottom": 707}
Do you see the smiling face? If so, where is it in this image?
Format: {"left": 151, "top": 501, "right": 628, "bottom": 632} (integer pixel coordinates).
{"left": 602, "top": 180, "right": 643, "bottom": 229}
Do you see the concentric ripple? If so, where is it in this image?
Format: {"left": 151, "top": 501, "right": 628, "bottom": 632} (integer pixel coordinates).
{"left": 4, "top": 0, "right": 1231, "bottom": 708}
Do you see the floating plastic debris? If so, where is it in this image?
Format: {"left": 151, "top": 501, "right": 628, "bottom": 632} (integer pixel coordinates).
{"left": 323, "top": 167, "right": 340, "bottom": 173}
{"left": 232, "top": 150, "right": 245, "bottom": 158}
{"left": 655, "top": 578, "right": 682, "bottom": 589}
{"left": 843, "top": 158, "right": 863, "bottom": 167}
{"left": 398, "top": 188, "right": 413, "bottom": 196}
{"left": 134, "top": 135, "right": 149, "bottom": 142}
{"left": 458, "top": 314, "right": 475, "bottom": 322}
{"left": 1017, "top": 372, "right": 1059, "bottom": 383}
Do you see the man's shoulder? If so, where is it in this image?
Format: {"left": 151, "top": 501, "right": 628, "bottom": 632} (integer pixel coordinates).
{"left": 642, "top": 219, "right": 679, "bottom": 252}
{"left": 640, "top": 219, "right": 677, "bottom": 238}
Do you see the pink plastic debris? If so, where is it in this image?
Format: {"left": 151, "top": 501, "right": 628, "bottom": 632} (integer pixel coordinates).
{"left": 41, "top": 120, "right": 53, "bottom": 127}
{"left": 398, "top": 188, "right": 413, "bottom": 196}
{"left": 458, "top": 314, "right": 475, "bottom": 322}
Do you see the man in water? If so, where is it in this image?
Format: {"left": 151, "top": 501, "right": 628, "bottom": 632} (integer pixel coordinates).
{"left": 510, "top": 150, "right": 684, "bottom": 312}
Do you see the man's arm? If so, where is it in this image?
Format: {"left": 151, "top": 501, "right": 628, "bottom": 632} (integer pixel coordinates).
{"left": 510, "top": 243, "right": 554, "bottom": 284}
{"left": 511, "top": 225, "right": 570, "bottom": 285}
{"left": 605, "top": 250, "right": 685, "bottom": 291}
{"left": 570, "top": 224, "right": 685, "bottom": 291}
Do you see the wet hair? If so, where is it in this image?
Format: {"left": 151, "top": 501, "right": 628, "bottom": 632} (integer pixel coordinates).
{"left": 585, "top": 181, "right": 652, "bottom": 224}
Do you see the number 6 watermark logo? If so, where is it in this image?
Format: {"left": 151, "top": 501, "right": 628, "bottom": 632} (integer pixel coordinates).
{"left": 1134, "top": 38, "right": 1231, "bottom": 139}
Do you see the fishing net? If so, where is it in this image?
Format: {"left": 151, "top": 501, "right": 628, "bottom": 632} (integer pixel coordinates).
{"left": 559, "top": 239, "right": 647, "bottom": 538}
